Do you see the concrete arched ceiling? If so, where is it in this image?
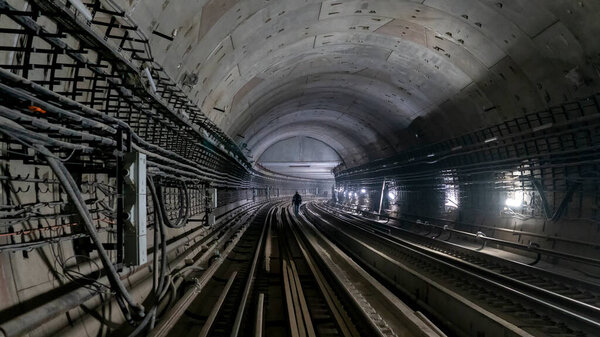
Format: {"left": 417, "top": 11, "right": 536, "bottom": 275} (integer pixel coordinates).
{"left": 258, "top": 136, "right": 341, "bottom": 179}
{"left": 122, "top": 0, "right": 600, "bottom": 168}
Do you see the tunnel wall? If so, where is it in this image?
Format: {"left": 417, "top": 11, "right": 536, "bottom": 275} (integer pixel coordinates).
{"left": 335, "top": 94, "right": 600, "bottom": 272}
{"left": 0, "top": 152, "right": 324, "bottom": 337}
{"left": 115, "top": 0, "right": 600, "bottom": 168}
{"left": 0, "top": 1, "right": 598, "bottom": 336}
{"left": 0, "top": 2, "right": 330, "bottom": 336}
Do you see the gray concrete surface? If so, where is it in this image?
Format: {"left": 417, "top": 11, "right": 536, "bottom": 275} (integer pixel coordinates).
{"left": 258, "top": 136, "right": 341, "bottom": 179}
{"left": 0, "top": 1, "right": 600, "bottom": 336}
{"left": 117, "top": 0, "right": 600, "bottom": 167}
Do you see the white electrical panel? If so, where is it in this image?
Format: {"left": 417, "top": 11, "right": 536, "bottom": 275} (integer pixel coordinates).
{"left": 123, "top": 152, "right": 147, "bottom": 266}
{"left": 208, "top": 187, "right": 217, "bottom": 208}
{"left": 207, "top": 188, "right": 217, "bottom": 226}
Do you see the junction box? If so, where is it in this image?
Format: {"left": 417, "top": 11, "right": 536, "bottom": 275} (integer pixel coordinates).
{"left": 122, "top": 152, "right": 147, "bottom": 266}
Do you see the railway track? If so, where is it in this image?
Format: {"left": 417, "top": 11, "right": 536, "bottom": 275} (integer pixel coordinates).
{"left": 149, "top": 201, "right": 445, "bottom": 337}
{"left": 307, "top": 202, "right": 600, "bottom": 337}
{"left": 325, "top": 204, "right": 600, "bottom": 312}
{"left": 162, "top": 202, "right": 276, "bottom": 337}
{"left": 278, "top": 206, "right": 358, "bottom": 337}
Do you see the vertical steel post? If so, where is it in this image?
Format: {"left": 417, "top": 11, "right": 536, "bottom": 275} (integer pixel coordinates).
{"left": 378, "top": 179, "right": 386, "bottom": 215}
{"left": 116, "top": 128, "right": 133, "bottom": 266}
{"left": 115, "top": 128, "right": 124, "bottom": 266}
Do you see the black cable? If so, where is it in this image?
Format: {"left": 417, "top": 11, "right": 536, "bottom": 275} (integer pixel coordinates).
{"left": 152, "top": 207, "right": 159, "bottom": 295}
{"left": 125, "top": 177, "right": 171, "bottom": 336}
{"left": 127, "top": 307, "right": 156, "bottom": 337}
{"left": 44, "top": 150, "right": 146, "bottom": 319}
{"left": 148, "top": 177, "right": 169, "bottom": 299}
{"left": 128, "top": 177, "right": 175, "bottom": 337}
{"left": 155, "top": 177, "right": 190, "bottom": 228}
{"left": 0, "top": 126, "right": 145, "bottom": 321}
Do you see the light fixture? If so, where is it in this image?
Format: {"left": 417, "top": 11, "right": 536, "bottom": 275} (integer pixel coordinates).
{"left": 360, "top": 188, "right": 366, "bottom": 194}
{"left": 388, "top": 191, "right": 397, "bottom": 200}
{"left": 445, "top": 197, "right": 458, "bottom": 208}
{"left": 505, "top": 191, "right": 524, "bottom": 208}
{"left": 445, "top": 186, "right": 459, "bottom": 208}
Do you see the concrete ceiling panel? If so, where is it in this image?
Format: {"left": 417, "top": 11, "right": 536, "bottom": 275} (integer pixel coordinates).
{"left": 258, "top": 136, "right": 341, "bottom": 179}
{"left": 118, "top": 0, "right": 600, "bottom": 172}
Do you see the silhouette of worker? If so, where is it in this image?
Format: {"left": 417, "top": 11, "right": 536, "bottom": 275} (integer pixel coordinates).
{"left": 292, "top": 191, "right": 302, "bottom": 215}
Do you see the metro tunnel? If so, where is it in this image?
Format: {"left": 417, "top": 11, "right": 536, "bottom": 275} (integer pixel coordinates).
{"left": 0, "top": 0, "right": 599, "bottom": 336}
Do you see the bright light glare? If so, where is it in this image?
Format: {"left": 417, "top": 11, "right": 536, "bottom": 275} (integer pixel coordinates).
{"left": 445, "top": 188, "right": 458, "bottom": 208}
{"left": 445, "top": 196, "right": 458, "bottom": 207}
{"left": 505, "top": 191, "right": 524, "bottom": 207}
{"left": 388, "top": 191, "right": 397, "bottom": 200}
{"left": 360, "top": 188, "right": 367, "bottom": 194}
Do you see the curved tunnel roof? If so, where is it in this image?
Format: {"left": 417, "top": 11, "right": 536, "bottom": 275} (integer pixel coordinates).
{"left": 123, "top": 0, "right": 600, "bottom": 170}
{"left": 258, "top": 136, "right": 341, "bottom": 179}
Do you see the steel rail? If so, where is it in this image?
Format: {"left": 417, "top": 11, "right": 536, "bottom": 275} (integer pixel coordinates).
{"left": 199, "top": 272, "right": 238, "bottom": 337}
{"left": 335, "top": 205, "right": 600, "bottom": 286}
{"left": 229, "top": 205, "right": 275, "bottom": 337}
{"left": 304, "top": 203, "right": 532, "bottom": 337}
{"left": 147, "top": 202, "right": 272, "bottom": 337}
{"left": 325, "top": 204, "right": 600, "bottom": 322}
{"left": 0, "top": 198, "right": 266, "bottom": 337}
{"left": 254, "top": 293, "right": 265, "bottom": 337}
{"left": 278, "top": 207, "right": 316, "bottom": 337}
{"left": 309, "top": 202, "right": 600, "bottom": 336}
{"left": 165, "top": 201, "right": 360, "bottom": 337}
{"left": 335, "top": 203, "right": 600, "bottom": 254}
{"left": 282, "top": 206, "right": 360, "bottom": 337}
{"left": 293, "top": 205, "right": 447, "bottom": 337}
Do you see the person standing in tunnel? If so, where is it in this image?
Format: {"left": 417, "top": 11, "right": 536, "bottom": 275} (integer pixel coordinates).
{"left": 292, "top": 191, "right": 302, "bottom": 215}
